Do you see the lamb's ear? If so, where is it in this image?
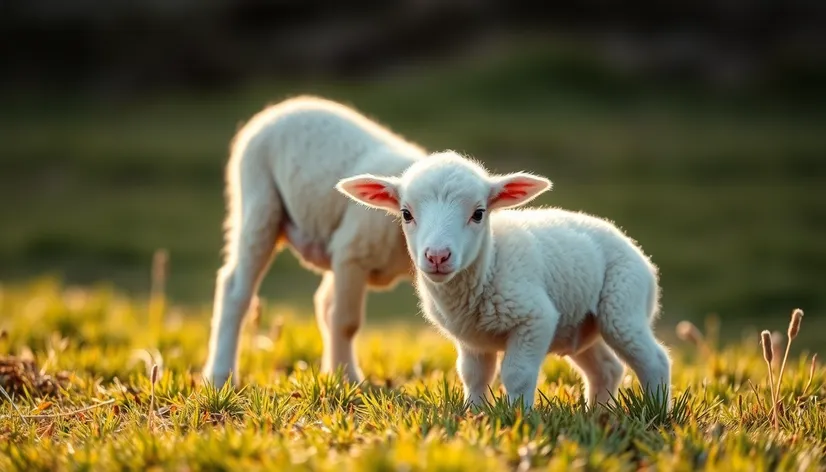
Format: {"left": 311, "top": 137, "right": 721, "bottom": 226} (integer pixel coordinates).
{"left": 336, "top": 174, "right": 402, "bottom": 214}
{"left": 487, "top": 172, "right": 552, "bottom": 210}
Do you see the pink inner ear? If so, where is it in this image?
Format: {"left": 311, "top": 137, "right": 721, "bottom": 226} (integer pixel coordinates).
{"left": 354, "top": 182, "right": 398, "bottom": 204}
{"left": 491, "top": 180, "right": 536, "bottom": 203}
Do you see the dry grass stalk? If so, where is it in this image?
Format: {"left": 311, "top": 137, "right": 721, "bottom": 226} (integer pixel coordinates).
{"left": 788, "top": 309, "right": 803, "bottom": 340}
{"left": 0, "top": 398, "right": 115, "bottom": 420}
{"left": 747, "top": 379, "right": 768, "bottom": 416}
{"left": 798, "top": 353, "right": 818, "bottom": 402}
{"left": 676, "top": 320, "right": 710, "bottom": 356}
{"left": 760, "top": 330, "right": 778, "bottom": 429}
{"left": 704, "top": 312, "right": 720, "bottom": 351}
{"left": 269, "top": 315, "right": 284, "bottom": 343}
{"left": 0, "top": 384, "right": 27, "bottom": 424}
{"left": 149, "top": 249, "right": 169, "bottom": 341}
{"left": 770, "top": 331, "right": 783, "bottom": 370}
{"left": 737, "top": 394, "right": 743, "bottom": 425}
{"left": 148, "top": 363, "right": 159, "bottom": 430}
{"left": 774, "top": 309, "right": 804, "bottom": 423}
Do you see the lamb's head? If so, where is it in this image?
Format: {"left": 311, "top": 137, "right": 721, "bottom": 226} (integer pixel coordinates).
{"left": 336, "top": 151, "right": 552, "bottom": 283}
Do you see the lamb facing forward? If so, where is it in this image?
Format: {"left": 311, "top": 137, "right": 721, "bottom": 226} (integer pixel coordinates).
{"left": 202, "top": 96, "right": 423, "bottom": 388}
{"left": 336, "top": 151, "right": 672, "bottom": 408}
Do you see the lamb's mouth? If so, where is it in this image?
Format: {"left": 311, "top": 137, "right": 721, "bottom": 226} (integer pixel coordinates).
{"left": 422, "top": 268, "right": 455, "bottom": 282}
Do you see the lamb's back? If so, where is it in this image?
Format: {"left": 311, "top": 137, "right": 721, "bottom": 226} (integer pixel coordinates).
{"left": 489, "top": 208, "right": 633, "bottom": 325}
{"left": 242, "top": 96, "right": 424, "bottom": 243}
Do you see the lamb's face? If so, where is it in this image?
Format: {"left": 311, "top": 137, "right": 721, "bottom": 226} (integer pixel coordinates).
{"left": 335, "top": 150, "right": 553, "bottom": 285}
{"left": 395, "top": 160, "right": 492, "bottom": 283}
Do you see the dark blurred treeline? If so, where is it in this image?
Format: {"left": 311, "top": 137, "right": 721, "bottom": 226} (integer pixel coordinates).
{"left": 3, "top": 0, "right": 826, "bottom": 97}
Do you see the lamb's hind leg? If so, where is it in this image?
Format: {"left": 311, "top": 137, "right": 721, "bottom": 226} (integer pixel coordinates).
{"left": 598, "top": 286, "right": 672, "bottom": 406}
{"left": 567, "top": 339, "right": 624, "bottom": 408}
{"left": 203, "top": 169, "right": 282, "bottom": 388}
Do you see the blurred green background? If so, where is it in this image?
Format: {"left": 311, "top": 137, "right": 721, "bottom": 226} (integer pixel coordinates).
{"left": 1, "top": 4, "right": 825, "bottom": 351}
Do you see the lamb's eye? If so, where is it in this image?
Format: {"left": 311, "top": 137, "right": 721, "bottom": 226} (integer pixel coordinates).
{"left": 471, "top": 209, "right": 485, "bottom": 223}
{"left": 401, "top": 209, "right": 414, "bottom": 223}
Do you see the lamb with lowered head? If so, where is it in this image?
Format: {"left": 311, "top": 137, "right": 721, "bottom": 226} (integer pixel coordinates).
{"left": 202, "top": 96, "right": 423, "bottom": 388}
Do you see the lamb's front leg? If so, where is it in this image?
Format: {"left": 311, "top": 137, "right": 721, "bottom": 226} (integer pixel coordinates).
{"left": 326, "top": 258, "right": 368, "bottom": 382}
{"left": 499, "top": 315, "right": 556, "bottom": 409}
{"left": 456, "top": 344, "right": 497, "bottom": 407}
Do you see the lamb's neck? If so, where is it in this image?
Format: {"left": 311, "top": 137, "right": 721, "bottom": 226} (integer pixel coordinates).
{"left": 422, "top": 236, "right": 496, "bottom": 316}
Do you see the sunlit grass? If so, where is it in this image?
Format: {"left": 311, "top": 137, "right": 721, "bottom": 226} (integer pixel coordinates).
{"left": 0, "top": 276, "right": 823, "bottom": 470}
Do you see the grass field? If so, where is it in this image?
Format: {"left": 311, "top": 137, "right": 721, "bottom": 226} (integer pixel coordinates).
{"left": 0, "top": 278, "right": 823, "bottom": 470}
{"left": 1, "top": 39, "right": 825, "bottom": 353}
{"left": 1, "top": 39, "right": 825, "bottom": 468}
